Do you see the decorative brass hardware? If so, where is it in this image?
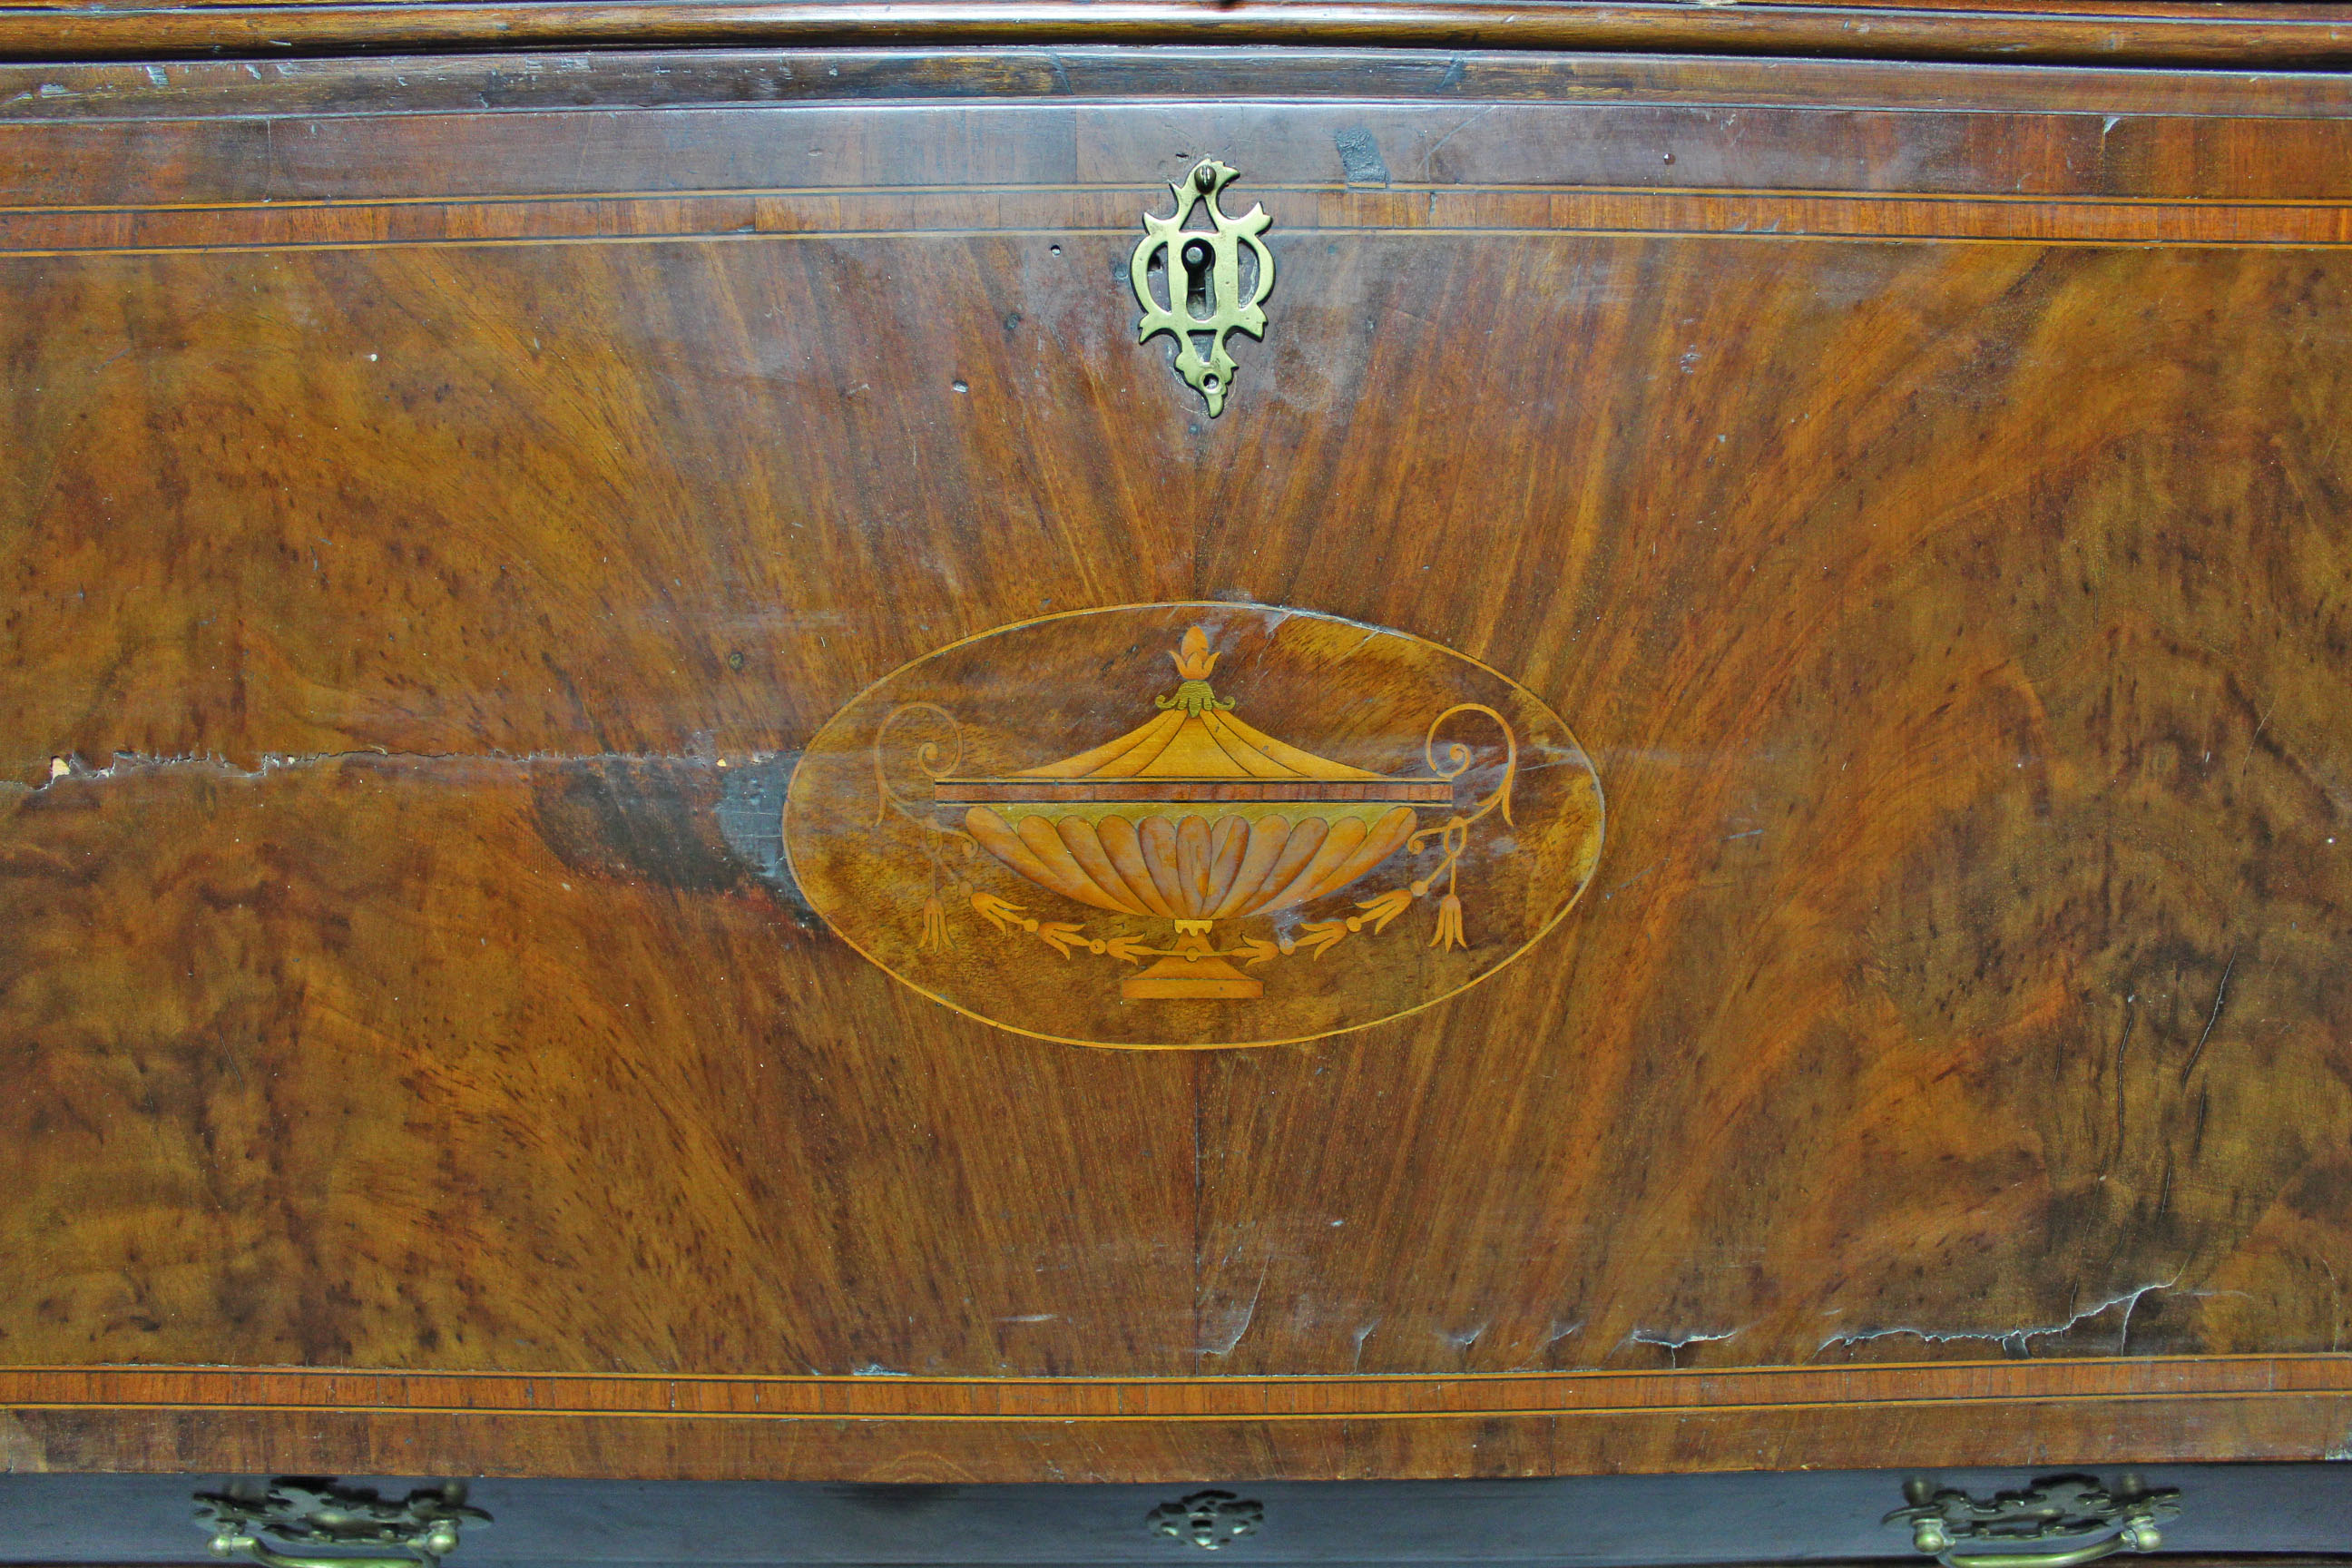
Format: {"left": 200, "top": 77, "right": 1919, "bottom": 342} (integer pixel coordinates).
{"left": 196, "top": 1479, "right": 487, "bottom": 1568}
{"left": 1130, "top": 158, "right": 1274, "bottom": 416}
{"left": 1887, "top": 1475, "right": 2179, "bottom": 1568}
{"left": 1146, "top": 1490, "right": 1263, "bottom": 1551}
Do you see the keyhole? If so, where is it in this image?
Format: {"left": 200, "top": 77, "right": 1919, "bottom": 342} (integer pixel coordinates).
{"left": 1181, "top": 239, "right": 1215, "bottom": 319}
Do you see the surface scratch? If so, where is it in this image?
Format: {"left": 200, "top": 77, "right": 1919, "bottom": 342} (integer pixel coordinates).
{"left": 2179, "top": 952, "right": 2236, "bottom": 1083}
{"left": 1817, "top": 1277, "right": 2183, "bottom": 1357}
{"left": 1198, "top": 1257, "right": 1269, "bottom": 1358}
{"left": 13, "top": 747, "right": 725, "bottom": 795}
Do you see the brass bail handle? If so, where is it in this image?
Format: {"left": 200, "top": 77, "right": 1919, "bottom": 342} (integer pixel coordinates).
{"left": 208, "top": 1524, "right": 463, "bottom": 1568}
{"left": 1889, "top": 1475, "right": 2179, "bottom": 1568}
{"left": 197, "top": 1479, "right": 487, "bottom": 1568}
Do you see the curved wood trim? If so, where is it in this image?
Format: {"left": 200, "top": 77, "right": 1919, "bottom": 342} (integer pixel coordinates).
{"left": 3, "top": 1, "right": 2352, "bottom": 69}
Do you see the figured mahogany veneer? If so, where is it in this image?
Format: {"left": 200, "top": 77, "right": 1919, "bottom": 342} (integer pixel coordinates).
{"left": 3, "top": 33, "right": 2351, "bottom": 1482}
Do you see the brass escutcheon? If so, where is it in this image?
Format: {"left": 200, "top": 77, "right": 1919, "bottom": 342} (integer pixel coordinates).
{"left": 1130, "top": 158, "right": 1275, "bottom": 416}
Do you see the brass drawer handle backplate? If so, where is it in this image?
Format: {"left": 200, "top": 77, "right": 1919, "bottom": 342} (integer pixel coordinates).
{"left": 1888, "top": 1474, "right": 2180, "bottom": 1568}
{"left": 1147, "top": 1490, "right": 1264, "bottom": 1551}
{"left": 196, "top": 1479, "right": 488, "bottom": 1568}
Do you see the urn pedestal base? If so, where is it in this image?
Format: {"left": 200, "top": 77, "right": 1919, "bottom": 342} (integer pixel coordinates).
{"left": 1122, "top": 955, "right": 1263, "bottom": 999}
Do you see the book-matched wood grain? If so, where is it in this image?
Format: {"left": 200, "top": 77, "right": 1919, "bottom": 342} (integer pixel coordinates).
{"left": 3, "top": 48, "right": 2351, "bottom": 1479}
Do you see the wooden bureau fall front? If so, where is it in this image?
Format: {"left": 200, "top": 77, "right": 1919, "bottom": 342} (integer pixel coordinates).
{"left": 0, "top": 0, "right": 2350, "bottom": 1504}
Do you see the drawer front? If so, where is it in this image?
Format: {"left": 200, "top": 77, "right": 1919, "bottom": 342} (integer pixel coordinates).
{"left": 1, "top": 42, "right": 2350, "bottom": 1481}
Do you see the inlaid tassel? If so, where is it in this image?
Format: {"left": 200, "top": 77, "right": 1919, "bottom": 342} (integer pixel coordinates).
{"left": 1430, "top": 892, "right": 1466, "bottom": 951}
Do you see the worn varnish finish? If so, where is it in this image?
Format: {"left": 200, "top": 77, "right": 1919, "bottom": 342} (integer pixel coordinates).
{"left": 7, "top": 1, "right": 2352, "bottom": 69}
{"left": 4, "top": 43, "right": 2352, "bottom": 1479}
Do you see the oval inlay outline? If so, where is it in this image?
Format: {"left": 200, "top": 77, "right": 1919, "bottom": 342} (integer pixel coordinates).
{"left": 782, "top": 603, "right": 1605, "bottom": 1049}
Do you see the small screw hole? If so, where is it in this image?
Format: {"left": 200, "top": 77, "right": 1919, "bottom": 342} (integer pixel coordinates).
{"left": 1049, "top": 244, "right": 1062, "bottom": 255}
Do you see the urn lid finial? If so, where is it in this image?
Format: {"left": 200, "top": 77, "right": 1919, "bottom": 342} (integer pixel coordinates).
{"left": 1170, "top": 626, "right": 1220, "bottom": 681}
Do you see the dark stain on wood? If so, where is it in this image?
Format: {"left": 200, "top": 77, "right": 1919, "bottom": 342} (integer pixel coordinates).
{"left": 534, "top": 759, "right": 757, "bottom": 897}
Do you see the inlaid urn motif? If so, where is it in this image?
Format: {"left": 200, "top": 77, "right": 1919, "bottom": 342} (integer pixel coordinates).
{"left": 937, "top": 626, "right": 1482, "bottom": 1000}
{"left": 784, "top": 604, "right": 1604, "bottom": 1050}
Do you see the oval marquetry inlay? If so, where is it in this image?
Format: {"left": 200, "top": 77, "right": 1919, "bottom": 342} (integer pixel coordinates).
{"left": 784, "top": 603, "right": 1603, "bottom": 1049}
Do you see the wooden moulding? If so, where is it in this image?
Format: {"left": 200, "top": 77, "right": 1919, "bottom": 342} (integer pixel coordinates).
{"left": 4, "top": 1358, "right": 2352, "bottom": 1480}
{"left": 3, "top": 0, "right": 2352, "bottom": 69}
{"left": 13, "top": 46, "right": 2352, "bottom": 127}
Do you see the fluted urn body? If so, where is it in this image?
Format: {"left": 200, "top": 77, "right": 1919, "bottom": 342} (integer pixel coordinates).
{"left": 934, "top": 628, "right": 1446, "bottom": 996}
